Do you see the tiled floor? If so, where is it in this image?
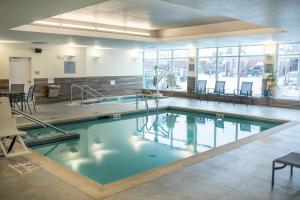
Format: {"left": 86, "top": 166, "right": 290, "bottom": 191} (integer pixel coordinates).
{"left": 1, "top": 98, "right": 300, "bottom": 200}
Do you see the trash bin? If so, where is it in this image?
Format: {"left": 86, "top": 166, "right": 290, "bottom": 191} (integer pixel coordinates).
{"left": 48, "top": 85, "right": 60, "bottom": 97}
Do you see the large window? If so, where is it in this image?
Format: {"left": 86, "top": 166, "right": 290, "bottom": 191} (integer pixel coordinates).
{"left": 157, "top": 50, "right": 172, "bottom": 90}
{"left": 143, "top": 51, "right": 156, "bottom": 89}
{"left": 240, "top": 45, "right": 264, "bottom": 95}
{"left": 217, "top": 47, "right": 239, "bottom": 93}
{"left": 198, "top": 48, "right": 217, "bottom": 89}
{"left": 144, "top": 44, "right": 300, "bottom": 101}
{"left": 143, "top": 49, "right": 188, "bottom": 92}
{"left": 173, "top": 50, "right": 189, "bottom": 91}
{"left": 197, "top": 46, "right": 264, "bottom": 95}
{"left": 277, "top": 43, "right": 300, "bottom": 99}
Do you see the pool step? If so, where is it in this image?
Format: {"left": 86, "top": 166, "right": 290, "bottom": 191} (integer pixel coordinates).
{"left": 25, "top": 132, "right": 80, "bottom": 147}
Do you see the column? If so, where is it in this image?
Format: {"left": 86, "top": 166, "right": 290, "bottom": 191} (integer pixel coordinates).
{"left": 187, "top": 48, "right": 197, "bottom": 93}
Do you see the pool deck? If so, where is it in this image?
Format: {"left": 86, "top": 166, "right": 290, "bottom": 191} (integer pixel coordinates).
{"left": 1, "top": 97, "right": 300, "bottom": 200}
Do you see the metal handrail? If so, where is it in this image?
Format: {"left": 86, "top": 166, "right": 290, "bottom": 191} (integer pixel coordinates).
{"left": 144, "top": 89, "right": 159, "bottom": 108}
{"left": 82, "top": 85, "right": 112, "bottom": 102}
{"left": 12, "top": 109, "right": 47, "bottom": 130}
{"left": 136, "top": 91, "right": 149, "bottom": 110}
{"left": 12, "top": 108, "right": 68, "bottom": 135}
{"left": 70, "top": 84, "right": 100, "bottom": 104}
{"left": 136, "top": 115, "right": 149, "bottom": 133}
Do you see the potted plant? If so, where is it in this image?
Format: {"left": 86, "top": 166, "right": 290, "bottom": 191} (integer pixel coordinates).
{"left": 265, "top": 72, "right": 278, "bottom": 97}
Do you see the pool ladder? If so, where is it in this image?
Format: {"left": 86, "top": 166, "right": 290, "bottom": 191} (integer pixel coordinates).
{"left": 70, "top": 84, "right": 112, "bottom": 104}
{"left": 136, "top": 89, "right": 159, "bottom": 110}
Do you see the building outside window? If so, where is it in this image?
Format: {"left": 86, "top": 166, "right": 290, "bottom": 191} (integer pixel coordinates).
{"left": 240, "top": 45, "right": 264, "bottom": 96}
{"left": 143, "top": 51, "right": 156, "bottom": 89}
{"left": 277, "top": 43, "right": 300, "bottom": 100}
{"left": 198, "top": 48, "right": 217, "bottom": 89}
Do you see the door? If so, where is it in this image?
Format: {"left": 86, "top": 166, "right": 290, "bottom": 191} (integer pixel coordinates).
{"left": 9, "top": 57, "right": 31, "bottom": 92}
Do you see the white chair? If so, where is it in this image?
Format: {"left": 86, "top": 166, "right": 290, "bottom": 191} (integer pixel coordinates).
{"left": 0, "top": 97, "right": 30, "bottom": 157}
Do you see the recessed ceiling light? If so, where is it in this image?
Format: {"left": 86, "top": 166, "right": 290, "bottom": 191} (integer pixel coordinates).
{"left": 97, "top": 27, "right": 125, "bottom": 33}
{"left": 33, "top": 20, "right": 60, "bottom": 27}
{"left": 125, "top": 31, "right": 150, "bottom": 36}
{"left": 32, "top": 20, "right": 151, "bottom": 37}
{"left": 61, "top": 23, "right": 95, "bottom": 31}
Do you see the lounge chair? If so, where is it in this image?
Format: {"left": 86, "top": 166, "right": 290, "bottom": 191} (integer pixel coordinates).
{"left": 0, "top": 97, "right": 29, "bottom": 157}
{"left": 234, "top": 81, "right": 253, "bottom": 105}
{"left": 272, "top": 151, "right": 300, "bottom": 187}
{"left": 190, "top": 80, "right": 207, "bottom": 101}
{"left": 208, "top": 81, "right": 226, "bottom": 103}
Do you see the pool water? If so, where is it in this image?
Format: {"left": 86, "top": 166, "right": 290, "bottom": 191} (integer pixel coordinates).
{"left": 82, "top": 95, "right": 166, "bottom": 105}
{"left": 28, "top": 109, "right": 280, "bottom": 185}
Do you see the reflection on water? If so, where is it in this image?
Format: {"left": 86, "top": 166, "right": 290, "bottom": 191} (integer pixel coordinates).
{"left": 30, "top": 109, "right": 279, "bottom": 184}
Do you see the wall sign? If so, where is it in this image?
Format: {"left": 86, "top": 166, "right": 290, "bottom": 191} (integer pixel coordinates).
{"left": 64, "top": 61, "right": 76, "bottom": 74}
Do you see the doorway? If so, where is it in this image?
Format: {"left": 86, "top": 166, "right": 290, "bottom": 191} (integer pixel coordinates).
{"left": 9, "top": 57, "right": 32, "bottom": 92}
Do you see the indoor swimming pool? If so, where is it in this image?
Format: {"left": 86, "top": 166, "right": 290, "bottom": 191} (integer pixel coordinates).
{"left": 26, "top": 109, "right": 281, "bottom": 185}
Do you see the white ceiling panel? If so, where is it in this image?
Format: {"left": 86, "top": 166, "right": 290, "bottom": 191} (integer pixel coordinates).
{"left": 53, "top": 0, "right": 233, "bottom": 30}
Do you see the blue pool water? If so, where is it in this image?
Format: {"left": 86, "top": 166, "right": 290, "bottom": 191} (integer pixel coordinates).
{"left": 28, "top": 109, "right": 280, "bottom": 185}
{"left": 82, "top": 95, "right": 166, "bottom": 104}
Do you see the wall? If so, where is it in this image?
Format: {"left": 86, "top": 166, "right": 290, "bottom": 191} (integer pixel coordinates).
{"left": 86, "top": 48, "right": 142, "bottom": 76}
{"left": 0, "top": 43, "right": 87, "bottom": 80}
{"left": 0, "top": 43, "right": 143, "bottom": 79}
{"left": 0, "top": 43, "right": 143, "bottom": 103}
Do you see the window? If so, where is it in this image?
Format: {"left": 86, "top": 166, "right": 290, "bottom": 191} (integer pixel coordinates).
{"left": 217, "top": 47, "right": 239, "bottom": 93}
{"left": 199, "top": 48, "right": 216, "bottom": 57}
{"left": 239, "top": 57, "right": 264, "bottom": 95}
{"left": 278, "top": 43, "right": 300, "bottom": 55}
{"left": 173, "top": 50, "right": 189, "bottom": 91}
{"left": 157, "top": 50, "right": 172, "bottom": 90}
{"left": 217, "top": 57, "right": 238, "bottom": 93}
{"left": 198, "top": 48, "right": 217, "bottom": 89}
{"left": 143, "top": 51, "right": 156, "bottom": 89}
{"left": 240, "top": 45, "right": 264, "bottom": 56}
{"left": 277, "top": 43, "right": 300, "bottom": 99}
{"left": 218, "top": 47, "right": 239, "bottom": 57}
{"left": 239, "top": 45, "right": 264, "bottom": 95}
{"left": 143, "top": 49, "right": 189, "bottom": 92}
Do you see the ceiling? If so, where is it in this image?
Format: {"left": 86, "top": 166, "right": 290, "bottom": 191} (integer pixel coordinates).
{"left": 53, "top": 0, "right": 233, "bottom": 30}
{"left": 0, "top": 0, "right": 109, "bottom": 31}
{"left": 0, "top": 0, "right": 300, "bottom": 49}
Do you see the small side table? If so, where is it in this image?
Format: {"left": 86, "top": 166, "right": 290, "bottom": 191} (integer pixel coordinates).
{"left": 272, "top": 151, "right": 300, "bottom": 187}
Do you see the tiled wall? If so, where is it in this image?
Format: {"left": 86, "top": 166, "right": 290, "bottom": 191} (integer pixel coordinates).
{"left": 34, "top": 76, "right": 143, "bottom": 104}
